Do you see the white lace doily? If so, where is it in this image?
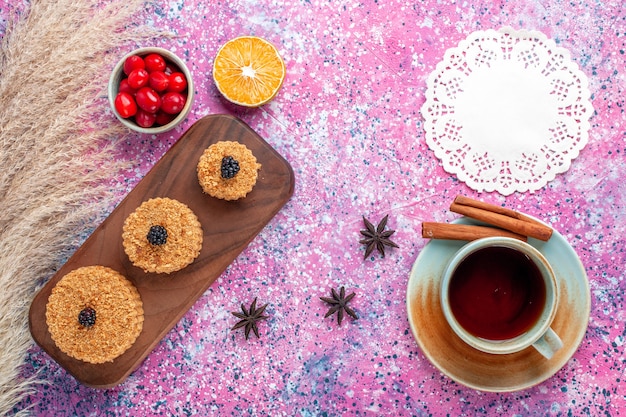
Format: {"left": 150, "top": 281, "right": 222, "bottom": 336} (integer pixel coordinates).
{"left": 421, "top": 27, "right": 593, "bottom": 195}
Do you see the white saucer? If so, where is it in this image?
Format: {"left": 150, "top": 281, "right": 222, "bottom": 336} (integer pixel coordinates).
{"left": 406, "top": 217, "right": 590, "bottom": 392}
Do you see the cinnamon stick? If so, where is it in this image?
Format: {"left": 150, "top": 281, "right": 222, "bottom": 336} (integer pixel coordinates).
{"left": 450, "top": 197, "right": 553, "bottom": 241}
{"left": 422, "top": 222, "right": 527, "bottom": 242}
{"left": 453, "top": 196, "right": 546, "bottom": 227}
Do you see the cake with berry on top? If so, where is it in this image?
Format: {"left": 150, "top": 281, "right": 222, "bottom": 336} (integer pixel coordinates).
{"left": 197, "top": 141, "right": 261, "bottom": 201}
{"left": 122, "top": 197, "right": 203, "bottom": 274}
{"left": 45, "top": 265, "right": 144, "bottom": 364}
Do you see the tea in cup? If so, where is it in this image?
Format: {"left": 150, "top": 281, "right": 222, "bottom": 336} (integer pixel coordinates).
{"left": 440, "top": 237, "right": 563, "bottom": 359}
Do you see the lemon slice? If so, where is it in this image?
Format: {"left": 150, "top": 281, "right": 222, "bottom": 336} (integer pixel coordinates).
{"left": 213, "top": 36, "right": 286, "bottom": 107}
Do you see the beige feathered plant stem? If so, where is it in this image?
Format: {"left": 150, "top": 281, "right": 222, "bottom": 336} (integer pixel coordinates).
{"left": 0, "top": 0, "right": 160, "bottom": 414}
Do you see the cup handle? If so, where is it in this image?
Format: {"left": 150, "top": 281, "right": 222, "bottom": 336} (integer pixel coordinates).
{"left": 532, "top": 327, "right": 563, "bottom": 359}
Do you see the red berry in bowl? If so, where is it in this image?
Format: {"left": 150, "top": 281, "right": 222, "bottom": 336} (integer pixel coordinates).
{"left": 155, "top": 110, "right": 176, "bottom": 126}
{"left": 148, "top": 71, "right": 169, "bottom": 92}
{"left": 135, "top": 109, "right": 157, "bottom": 128}
{"left": 123, "top": 55, "right": 145, "bottom": 75}
{"left": 114, "top": 92, "right": 137, "bottom": 118}
{"left": 135, "top": 87, "right": 162, "bottom": 113}
{"left": 118, "top": 78, "right": 136, "bottom": 95}
{"left": 164, "top": 62, "right": 180, "bottom": 75}
{"left": 127, "top": 68, "right": 149, "bottom": 89}
{"left": 144, "top": 53, "right": 166, "bottom": 72}
{"left": 161, "top": 92, "right": 186, "bottom": 114}
{"left": 167, "top": 72, "right": 188, "bottom": 93}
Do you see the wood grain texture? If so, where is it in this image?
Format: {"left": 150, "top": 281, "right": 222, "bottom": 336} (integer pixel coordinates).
{"left": 28, "top": 114, "right": 295, "bottom": 388}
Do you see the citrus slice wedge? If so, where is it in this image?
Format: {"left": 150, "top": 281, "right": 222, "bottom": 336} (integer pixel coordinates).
{"left": 213, "top": 36, "right": 285, "bottom": 107}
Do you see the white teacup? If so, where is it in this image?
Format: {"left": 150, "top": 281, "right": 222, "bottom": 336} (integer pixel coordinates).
{"left": 440, "top": 237, "right": 563, "bottom": 359}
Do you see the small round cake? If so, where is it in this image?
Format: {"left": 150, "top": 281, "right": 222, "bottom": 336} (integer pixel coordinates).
{"left": 197, "top": 141, "right": 261, "bottom": 200}
{"left": 45, "top": 265, "right": 144, "bottom": 364}
{"left": 122, "top": 197, "right": 203, "bottom": 274}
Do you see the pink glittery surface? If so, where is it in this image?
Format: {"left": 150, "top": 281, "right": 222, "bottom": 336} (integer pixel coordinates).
{"left": 4, "top": 0, "right": 626, "bottom": 415}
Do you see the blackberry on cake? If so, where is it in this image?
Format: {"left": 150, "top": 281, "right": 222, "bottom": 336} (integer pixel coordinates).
{"left": 197, "top": 141, "right": 261, "bottom": 201}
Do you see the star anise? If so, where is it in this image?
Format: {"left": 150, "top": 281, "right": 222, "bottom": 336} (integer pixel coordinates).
{"left": 359, "top": 214, "right": 399, "bottom": 259}
{"left": 320, "top": 286, "right": 358, "bottom": 325}
{"left": 231, "top": 298, "right": 269, "bottom": 340}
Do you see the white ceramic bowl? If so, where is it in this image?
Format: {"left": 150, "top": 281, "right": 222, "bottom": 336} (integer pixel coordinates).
{"left": 108, "top": 47, "right": 194, "bottom": 134}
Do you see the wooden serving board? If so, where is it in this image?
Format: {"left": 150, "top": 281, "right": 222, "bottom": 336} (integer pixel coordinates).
{"left": 29, "top": 114, "right": 295, "bottom": 388}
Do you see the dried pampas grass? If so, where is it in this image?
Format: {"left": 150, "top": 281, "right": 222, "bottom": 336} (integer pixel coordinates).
{"left": 0, "top": 0, "right": 158, "bottom": 414}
